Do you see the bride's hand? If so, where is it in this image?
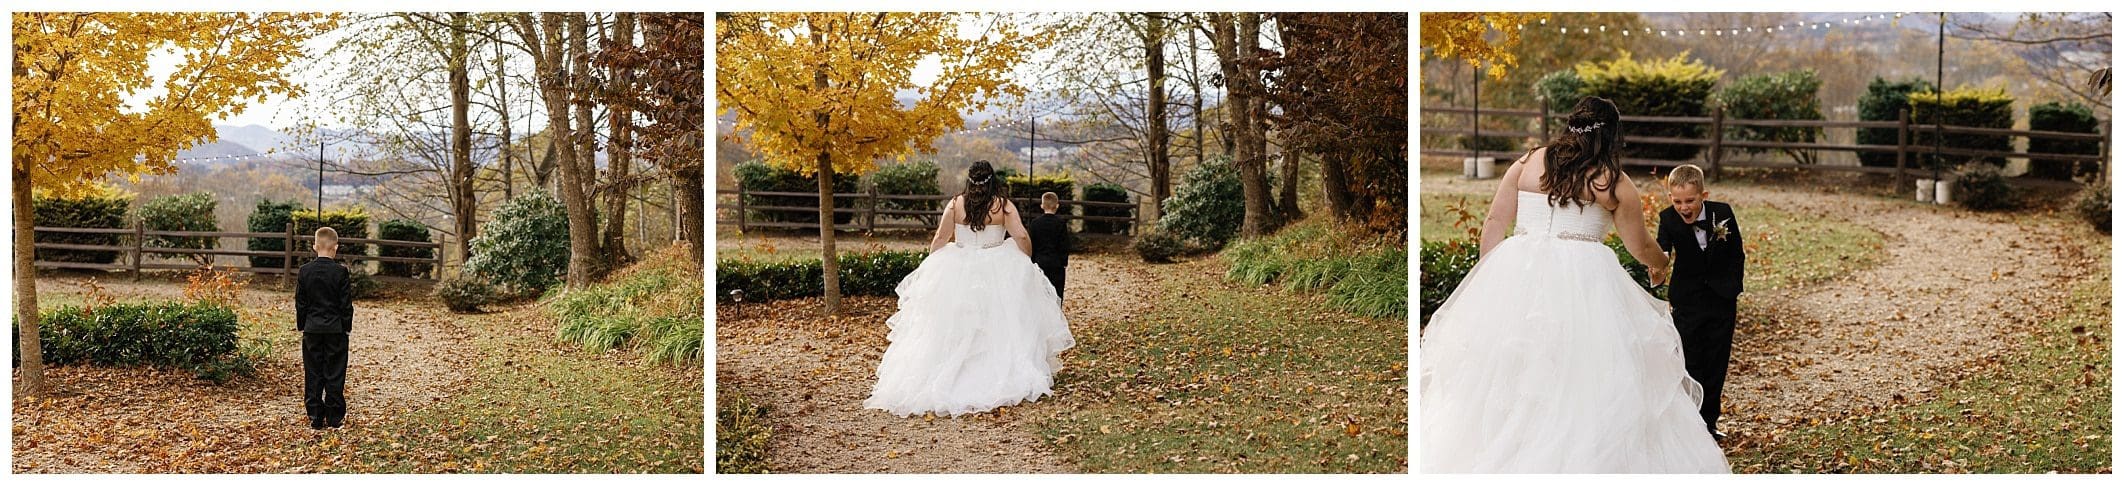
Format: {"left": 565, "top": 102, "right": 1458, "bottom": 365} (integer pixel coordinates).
{"left": 1648, "top": 265, "right": 1669, "bottom": 286}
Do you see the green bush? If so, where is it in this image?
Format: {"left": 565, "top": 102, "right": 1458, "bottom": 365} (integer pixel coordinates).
{"left": 467, "top": 192, "right": 571, "bottom": 296}
{"left": 870, "top": 161, "right": 943, "bottom": 219}
{"left": 377, "top": 219, "right": 435, "bottom": 278}
{"left": 1417, "top": 239, "right": 1476, "bottom": 327}
{"left": 137, "top": 192, "right": 220, "bottom": 265}
{"left": 1081, "top": 182, "right": 1134, "bottom": 234}
{"left": 733, "top": 160, "right": 858, "bottom": 225}
{"left": 1909, "top": 87, "right": 2016, "bottom": 171}
{"left": 716, "top": 388, "right": 773, "bottom": 473}
{"left": 1224, "top": 222, "right": 1406, "bottom": 319}
{"left": 2075, "top": 183, "right": 2109, "bottom": 233}
{"left": 18, "top": 301, "right": 239, "bottom": 374}
{"left": 32, "top": 186, "right": 131, "bottom": 264}
{"left": 1605, "top": 236, "right": 1665, "bottom": 300}
{"left": 1534, "top": 69, "right": 1584, "bottom": 115}
{"left": 1006, "top": 174, "right": 1074, "bottom": 215}
{"left": 1575, "top": 51, "right": 1723, "bottom": 161}
{"left": 434, "top": 275, "right": 499, "bottom": 313}
{"left": 2026, "top": 101, "right": 2102, "bottom": 180}
{"left": 1133, "top": 228, "right": 1187, "bottom": 263}
{"left": 292, "top": 207, "right": 371, "bottom": 258}
{"left": 348, "top": 268, "right": 382, "bottom": 300}
{"left": 714, "top": 250, "right": 925, "bottom": 303}
{"left": 1716, "top": 70, "right": 1825, "bottom": 163}
{"left": 1955, "top": 163, "right": 2018, "bottom": 211}
{"left": 246, "top": 199, "right": 303, "bottom": 268}
{"left": 552, "top": 253, "right": 705, "bottom": 365}
{"left": 1158, "top": 156, "right": 1245, "bottom": 250}
{"left": 1857, "top": 77, "right": 1936, "bottom": 167}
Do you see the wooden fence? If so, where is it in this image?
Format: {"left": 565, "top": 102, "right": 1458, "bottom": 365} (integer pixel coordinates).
{"left": 716, "top": 187, "right": 1140, "bottom": 234}
{"left": 31, "top": 222, "right": 444, "bottom": 285}
{"left": 1422, "top": 104, "right": 2111, "bottom": 189}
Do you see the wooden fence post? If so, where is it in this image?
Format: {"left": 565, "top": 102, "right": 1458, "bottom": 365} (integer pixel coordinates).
{"left": 1707, "top": 106, "right": 1725, "bottom": 182}
{"left": 2100, "top": 119, "right": 2111, "bottom": 185}
{"left": 1896, "top": 108, "right": 1910, "bottom": 190}
{"left": 130, "top": 219, "right": 143, "bottom": 281}
{"left": 735, "top": 185, "right": 749, "bottom": 232}
{"left": 1540, "top": 100, "right": 1552, "bottom": 144}
{"left": 282, "top": 222, "right": 295, "bottom": 288}
{"left": 865, "top": 186, "right": 878, "bottom": 233}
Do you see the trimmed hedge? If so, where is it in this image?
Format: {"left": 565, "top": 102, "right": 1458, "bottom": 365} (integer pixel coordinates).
{"left": 2026, "top": 101, "right": 2102, "bottom": 180}
{"left": 15, "top": 301, "right": 238, "bottom": 372}
{"left": 377, "top": 219, "right": 434, "bottom": 278}
{"left": 247, "top": 199, "right": 304, "bottom": 268}
{"left": 715, "top": 250, "right": 925, "bottom": 303}
{"left": 1716, "top": 70, "right": 1824, "bottom": 162}
{"left": 1909, "top": 87, "right": 2016, "bottom": 171}
{"left": 1857, "top": 77, "right": 1937, "bottom": 168}
{"left": 1417, "top": 239, "right": 1478, "bottom": 327}
{"left": 467, "top": 191, "right": 571, "bottom": 296}
{"left": 733, "top": 160, "right": 858, "bottom": 225}
{"left": 32, "top": 187, "right": 132, "bottom": 264}
{"left": 1158, "top": 156, "right": 1246, "bottom": 250}
{"left": 1006, "top": 174, "right": 1073, "bottom": 215}
{"left": 1534, "top": 69, "right": 1584, "bottom": 115}
{"left": 1081, "top": 182, "right": 1133, "bottom": 234}
{"left": 870, "top": 161, "right": 943, "bottom": 218}
{"left": 138, "top": 192, "right": 220, "bottom": 265}
{"left": 1575, "top": 51, "right": 1723, "bottom": 161}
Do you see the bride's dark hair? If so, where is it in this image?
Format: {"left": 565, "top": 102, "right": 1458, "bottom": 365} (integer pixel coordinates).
{"left": 1540, "top": 96, "right": 1625, "bottom": 208}
{"left": 960, "top": 161, "right": 1005, "bottom": 231}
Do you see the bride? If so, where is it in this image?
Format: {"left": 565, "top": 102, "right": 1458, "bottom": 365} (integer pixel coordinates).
{"left": 1420, "top": 97, "right": 1729, "bottom": 473}
{"left": 864, "top": 161, "right": 1076, "bottom": 417}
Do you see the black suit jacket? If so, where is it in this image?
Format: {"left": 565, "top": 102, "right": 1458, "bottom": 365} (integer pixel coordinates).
{"left": 1026, "top": 213, "right": 1069, "bottom": 267}
{"left": 295, "top": 257, "right": 355, "bottom": 334}
{"left": 1658, "top": 202, "right": 1746, "bottom": 301}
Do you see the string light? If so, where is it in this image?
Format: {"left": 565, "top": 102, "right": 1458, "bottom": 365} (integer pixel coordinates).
{"left": 1531, "top": 13, "right": 1907, "bottom": 39}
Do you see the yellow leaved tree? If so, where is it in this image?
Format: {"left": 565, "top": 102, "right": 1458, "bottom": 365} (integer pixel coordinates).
{"left": 717, "top": 12, "right": 1052, "bottom": 314}
{"left": 12, "top": 12, "right": 335, "bottom": 395}
{"left": 1419, "top": 12, "right": 1544, "bottom": 78}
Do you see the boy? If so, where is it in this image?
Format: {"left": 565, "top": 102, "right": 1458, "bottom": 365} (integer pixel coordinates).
{"left": 296, "top": 227, "right": 355, "bottom": 429}
{"left": 1025, "top": 192, "right": 1070, "bottom": 300}
{"left": 1656, "top": 164, "right": 1745, "bottom": 441}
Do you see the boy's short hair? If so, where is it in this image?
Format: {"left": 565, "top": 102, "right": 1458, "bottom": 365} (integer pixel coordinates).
{"left": 1666, "top": 164, "right": 1707, "bottom": 190}
{"left": 1040, "top": 192, "right": 1059, "bottom": 209}
{"left": 315, "top": 227, "right": 339, "bottom": 249}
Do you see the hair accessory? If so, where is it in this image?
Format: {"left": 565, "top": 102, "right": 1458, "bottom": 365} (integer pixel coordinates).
{"left": 969, "top": 174, "right": 992, "bottom": 185}
{"left": 1568, "top": 121, "right": 1605, "bottom": 134}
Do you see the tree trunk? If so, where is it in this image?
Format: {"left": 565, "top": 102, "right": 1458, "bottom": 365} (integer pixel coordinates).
{"left": 811, "top": 26, "right": 841, "bottom": 314}
{"left": 1278, "top": 148, "right": 1303, "bottom": 221}
{"left": 496, "top": 39, "right": 515, "bottom": 203}
{"left": 1320, "top": 149, "right": 1355, "bottom": 222}
{"left": 1143, "top": 13, "right": 1171, "bottom": 221}
{"left": 601, "top": 13, "right": 635, "bottom": 264}
{"left": 675, "top": 167, "right": 705, "bottom": 265}
{"left": 1213, "top": 13, "right": 1276, "bottom": 237}
{"left": 13, "top": 165, "right": 45, "bottom": 396}
{"left": 529, "top": 12, "right": 600, "bottom": 289}
{"left": 1188, "top": 20, "right": 1206, "bottom": 177}
{"left": 447, "top": 12, "right": 478, "bottom": 267}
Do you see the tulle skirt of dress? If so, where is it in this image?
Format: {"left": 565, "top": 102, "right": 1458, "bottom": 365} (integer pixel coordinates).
{"left": 863, "top": 242, "right": 1075, "bottom": 417}
{"left": 1420, "top": 234, "right": 1730, "bottom": 473}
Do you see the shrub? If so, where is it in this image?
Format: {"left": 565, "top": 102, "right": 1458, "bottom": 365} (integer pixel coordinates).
{"left": 1576, "top": 51, "right": 1723, "bottom": 161}
{"left": 467, "top": 192, "right": 571, "bottom": 296}
{"left": 1417, "top": 239, "right": 1478, "bottom": 328}
{"left": 434, "top": 275, "right": 499, "bottom": 313}
{"left": 1954, "top": 163, "right": 2018, "bottom": 211}
{"left": 870, "top": 160, "right": 943, "bottom": 221}
{"left": 137, "top": 191, "right": 220, "bottom": 265}
{"left": 552, "top": 245, "right": 703, "bottom": 365}
{"left": 1857, "top": 77, "right": 1936, "bottom": 167}
{"left": 1132, "top": 228, "right": 1188, "bottom": 263}
{"left": 2026, "top": 101, "right": 2103, "bottom": 180}
{"left": 1005, "top": 173, "right": 1074, "bottom": 214}
{"left": 1326, "top": 248, "right": 1407, "bottom": 320}
{"left": 1716, "top": 70, "right": 1825, "bottom": 163}
{"left": 1158, "top": 156, "right": 1246, "bottom": 250}
{"left": 377, "top": 219, "right": 435, "bottom": 278}
{"left": 733, "top": 160, "right": 858, "bottom": 225}
{"left": 20, "top": 301, "right": 239, "bottom": 373}
{"left": 32, "top": 186, "right": 131, "bottom": 264}
{"left": 2075, "top": 183, "right": 2109, "bottom": 233}
{"left": 347, "top": 268, "right": 382, "bottom": 300}
{"left": 1081, "top": 183, "right": 1134, "bottom": 234}
{"left": 1225, "top": 221, "right": 1406, "bottom": 319}
{"left": 246, "top": 199, "right": 304, "bottom": 268}
{"left": 1605, "top": 236, "right": 1665, "bottom": 299}
{"left": 1909, "top": 87, "right": 2016, "bottom": 171}
{"left": 716, "top": 388, "right": 773, "bottom": 473}
{"left": 292, "top": 207, "right": 372, "bottom": 258}
{"left": 714, "top": 250, "right": 925, "bottom": 303}
{"left": 1534, "top": 69, "right": 1584, "bottom": 115}
{"left": 1460, "top": 133, "right": 1518, "bottom": 153}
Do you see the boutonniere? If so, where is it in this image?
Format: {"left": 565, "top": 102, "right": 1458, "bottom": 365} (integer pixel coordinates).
{"left": 1710, "top": 216, "right": 1732, "bottom": 242}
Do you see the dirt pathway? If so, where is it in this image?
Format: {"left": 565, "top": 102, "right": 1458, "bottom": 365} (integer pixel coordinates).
{"left": 1421, "top": 174, "right": 2094, "bottom": 439}
{"left": 12, "top": 277, "right": 476, "bottom": 473}
{"left": 714, "top": 253, "right": 1156, "bottom": 473}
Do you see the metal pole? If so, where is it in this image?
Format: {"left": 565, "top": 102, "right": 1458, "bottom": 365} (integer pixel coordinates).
{"left": 317, "top": 141, "right": 325, "bottom": 212}
{"left": 1473, "top": 62, "right": 1482, "bottom": 165}
{"left": 1027, "top": 116, "right": 1036, "bottom": 176}
{"left": 1933, "top": 12, "right": 1946, "bottom": 183}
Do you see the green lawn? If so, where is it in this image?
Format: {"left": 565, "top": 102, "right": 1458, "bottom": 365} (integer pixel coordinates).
{"left": 1728, "top": 229, "right": 2110, "bottom": 473}
{"left": 1038, "top": 257, "right": 1408, "bottom": 473}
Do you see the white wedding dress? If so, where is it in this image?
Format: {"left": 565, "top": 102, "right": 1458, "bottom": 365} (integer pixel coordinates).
{"left": 1421, "top": 190, "right": 1729, "bottom": 473}
{"left": 864, "top": 223, "right": 1075, "bottom": 417}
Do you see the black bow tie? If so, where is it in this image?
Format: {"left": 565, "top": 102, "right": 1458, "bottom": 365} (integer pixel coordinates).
{"left": 1690, "top": 214, "right": 1715, "bottom": 232}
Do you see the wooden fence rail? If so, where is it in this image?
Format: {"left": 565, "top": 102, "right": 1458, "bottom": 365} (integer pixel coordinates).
{"left": 31, "top": 221, "right": 444, "bottom": 285}
{"left": 1422, "top": 104, "right": 2111, "bottom": 189}
{"left": 716, "top": 186, "right": 1140, "bottom": 235}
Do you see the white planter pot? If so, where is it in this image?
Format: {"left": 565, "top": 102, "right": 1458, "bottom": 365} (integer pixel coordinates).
{"left": 1915, "top": 178, "right": 1934, "bottom": 202}
{"left": 1934, "top": 179, "right": 1954, "bottom": 205}
{"left": 1464, "top": 157, "right": 1497, "bottom": 179}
